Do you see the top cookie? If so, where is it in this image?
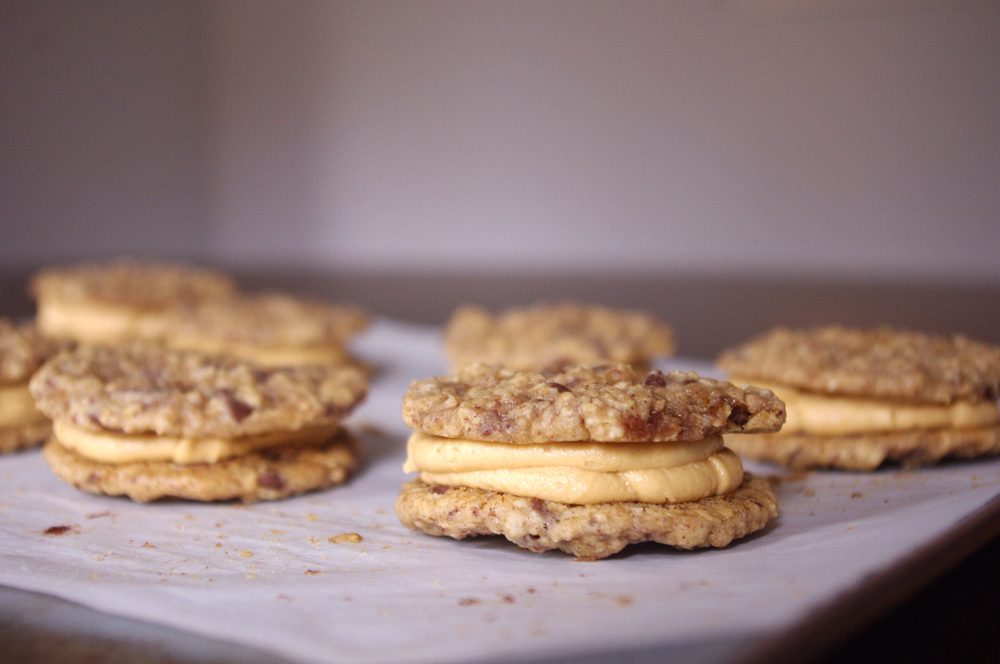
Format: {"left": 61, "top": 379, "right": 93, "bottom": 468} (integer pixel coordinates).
{"left": 443, "top": 302, "right": 675, "bottom": 371}
{"left": 717, "top": 326, "right": 1000, "bottom": 405}
{"left": 0, "top": 319, "right": 64, "bottom": 386}
{"left": 163, "top": 292, "right": 369, "bottom": 348}
{"left": 30, "top": 344, "right": 367, "bottom": 438}
{"left": 30, "top": 259, "right": 237, "bottom": 312}
{"left": 402, "top": 363, "right": 785, "bottom": 444}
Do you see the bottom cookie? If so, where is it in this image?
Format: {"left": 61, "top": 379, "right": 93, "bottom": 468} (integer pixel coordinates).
{"left": 41, "top": 429, "right": 360, "bottom": 503}
{"left": 726, "top": 424, "right": 1000, "bottom": 471}
{"left": 0, "top": 422, "right": 52, "bottom": 454}
{"left": 395, "top": 474, "right": 777, "bottom": 561}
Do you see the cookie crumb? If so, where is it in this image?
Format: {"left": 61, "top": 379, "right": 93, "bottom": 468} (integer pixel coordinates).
{"left": 329, "top": 533, "right": 362, "bottom": 544}
{"left": 239, "top": 550, "right": 252, "bottom": 558}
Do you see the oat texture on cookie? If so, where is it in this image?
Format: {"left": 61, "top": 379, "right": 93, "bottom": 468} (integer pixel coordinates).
{"left": 0, "top": 319, "right": 65, "bottom": 453}
{"left": 397, "top": 362, "right": 782, "bottom": 559}
{"left": 443, "top": 302, "right": 674, "bottom": 371}
{"left": 717, "top": 326, "right": 1000, "bottom": 470}
{"left": 30, "top": 343, "right": 367, "bottom": 502}
{"left": 159, "top": 291, "right": 370, "bottom": 367}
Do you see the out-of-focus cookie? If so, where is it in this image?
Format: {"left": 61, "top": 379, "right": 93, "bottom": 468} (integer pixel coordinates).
{"left": 29, "top": 259, "right": 237, "bottom": 344}
{"left": 717, "top": 326, "right": 1000, "bottom": 470}
{"left": 443, "top": 302, "right": 675, "bottom": 372}
{"left": 397, "top": 363, "right": 783, "bottom": 560}
{"left": 160, "top": 292, "right": 369, "bottom": 367}
{"left": 0, "top": 320, "right": 64, "bottom": 453}
{"left": 30, "top": 343, "right": 367, "bottom": 502}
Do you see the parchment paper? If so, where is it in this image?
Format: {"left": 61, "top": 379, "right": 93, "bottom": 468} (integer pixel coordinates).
{"left": 1, "top": 320, "right": 998, "bottom": 664}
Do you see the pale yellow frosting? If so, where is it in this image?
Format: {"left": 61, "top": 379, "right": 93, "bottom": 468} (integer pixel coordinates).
{"left": 53, "top": 420, "right": 337, "bottom": 464}
{"left": 403, "top": 431, "right": 743, "bottom": 505}
{"left": 729, "top": 377, "right": 999, "bottom": 435}
{"left": 37, "top": 301, "right": 169, "bottom": 343}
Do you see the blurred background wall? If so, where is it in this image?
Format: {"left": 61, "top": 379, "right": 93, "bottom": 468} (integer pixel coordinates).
{"left": 2, "top": 0, "right": 999, "bottom": 282}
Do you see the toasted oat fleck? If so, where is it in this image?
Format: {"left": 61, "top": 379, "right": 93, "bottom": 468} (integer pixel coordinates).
{"left": 239, "top": 550, "right": 252, "bottom": 558}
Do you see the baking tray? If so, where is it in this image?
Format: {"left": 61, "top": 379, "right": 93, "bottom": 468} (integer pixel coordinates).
{"left": 1, "top": 319, "right": 998, "bottom": 664}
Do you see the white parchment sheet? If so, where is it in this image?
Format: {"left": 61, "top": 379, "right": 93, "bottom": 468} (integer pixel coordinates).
{"left": 1, "top": 320, "right": 998, "bottom": 664}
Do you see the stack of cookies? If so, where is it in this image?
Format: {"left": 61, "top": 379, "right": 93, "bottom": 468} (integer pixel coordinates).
{"left": 717, "top": 326, "right": 1000, "bottom": 470}
{"left": 22, "top": 258, "right": 372, "bottom": 502}
{"left": 0, "top": 320, "right": 64, "bottom": 454}
{"left": 30, "top": 259, "right": 369, "bottom": 369}
{"left": 444, "top": 302, "right": 675, "bottom": 372}
{"left": 30, "top": 343, "right": 367, "bottom": 502}
{"left": 396, "top": 363, "right": 783, "bottom": 560}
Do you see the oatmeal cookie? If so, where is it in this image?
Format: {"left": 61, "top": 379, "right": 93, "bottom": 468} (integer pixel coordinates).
{"left": 726, "top": 424, "right": 1000, "bottom": 471}
{"left": 0, "top": 320, "right": 65, "bottom": 453}
{"left": 717, "top": 326, "right": 1000, "bottom": 405}
{"left": 396, "top": 474, "right": 777, "bottom": 561}
{"left": 398, "top": 362, "right": 782, "bottom": 558}
{"left": 443, "top": 302, "right": 674, "bottom": 371}
{"left": 30, "top": 344, "right": 366, "bottom": 501}
{"left": 402, "top": 364, "right": 785, "bottom": 444}
{"left": 160, "top": 292, "right": 369, "bottom": 367}
{"left": 30, "top": 343, "right": 367, "bottom": 438}
{"left": 29, "top": 259, "right": 237, "bottom": 343}
{"left": 41, "top": 429, "right": 359, "bottom": 503}
{"left": 717, "top": 326, "right": 1000, "bottom": 470}
{"left": 0, "top": 319, "right": 64, "bottom": 384}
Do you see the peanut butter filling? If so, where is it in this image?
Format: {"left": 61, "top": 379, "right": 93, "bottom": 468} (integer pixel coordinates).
{"left": 403, "top": 431, "right": 743, "bottom": 505}
{"left": 729, "top": 377, "right": 999, "bottom": 436}
{"left": 53, "top": 420, "right": 338, "bottom": 464}
{"left": 36, "top": 301, "right": 170, "bottom": 343}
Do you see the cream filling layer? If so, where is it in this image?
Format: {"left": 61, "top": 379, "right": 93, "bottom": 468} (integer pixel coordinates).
{"left": 37, "top": 301, "right": 169, "bottom": 343}
{"left": 0, "top": 384, "right": 47, "bottom": 427}
{"left": 404, "top": 431, "right": 743, "bottom": 505}
{"left": 729, "top": 377, "right": 1000, "bottom": 435}
{"left": 166, "top": 337, "right": 349, "bottom": 367}
{"left": 53, "top": 420, "right": 337, "bottom": 464}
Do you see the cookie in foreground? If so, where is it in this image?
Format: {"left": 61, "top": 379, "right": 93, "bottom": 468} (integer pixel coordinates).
{"left": 717, "top": 326, "right": 1000, "bottom": 470}
{"left": 29, "top": 258, "right": 237, "bottom": 344}
{"left": 0, "top": 320, "right": 64, "bottom": 453}
{"left": 443, "top": 302, "right": 675, "bottom": 372}
{"left": 397, "top": 363, "right": 783, "bottom": 560}
{"left": 30, "top": 343, "right": 367, "bottom": 502}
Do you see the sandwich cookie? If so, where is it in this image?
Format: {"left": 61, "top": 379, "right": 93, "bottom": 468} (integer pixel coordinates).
{"left": 30, "top": 259, "right": 237, "bottom": 344}
{"left": 717, "top": 326, "right": 1000, "bottom": 470}
{"left": 443, "top": 302, "right": 675, "bottom": 372}
{"left": 396, "top": 363, "right": 783, "bottom": 560}
{"left": 160, "top": 292, "right": 370, "bottom": 367}
{"left": 30, "top": 343, "right": 367, "bottom": 502}
{"left": 0, "top": 320, "right": 64, "bottom": 453}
